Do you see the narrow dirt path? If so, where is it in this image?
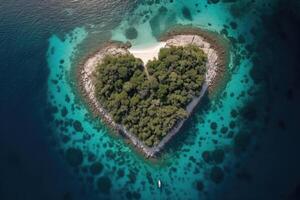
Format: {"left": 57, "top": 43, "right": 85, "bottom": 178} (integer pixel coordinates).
{"left": 143, "top": 65, "right": 150, "bottom": 79}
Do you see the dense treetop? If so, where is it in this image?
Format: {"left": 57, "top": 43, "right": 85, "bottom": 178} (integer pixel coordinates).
{"left": 94, "top": 44, "right": 207, "bottom": 147}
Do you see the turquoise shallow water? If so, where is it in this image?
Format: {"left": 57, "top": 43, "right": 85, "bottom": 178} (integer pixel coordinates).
{"left": 46, "top": 0, "right": 276, "bottom": 199}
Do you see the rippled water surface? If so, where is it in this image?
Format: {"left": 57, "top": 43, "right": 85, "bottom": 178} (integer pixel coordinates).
{"left": 1, "top": 1, "right": 300, "bottom": 200}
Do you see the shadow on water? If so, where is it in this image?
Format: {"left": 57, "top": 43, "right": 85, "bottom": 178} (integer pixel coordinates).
{"left": 217, "top": 0, "right": 300, "bottom": 199}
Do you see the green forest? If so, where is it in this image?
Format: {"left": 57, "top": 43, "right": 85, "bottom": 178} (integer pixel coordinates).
{"left": 94, "top": 44, "right": 207, "bottom": 147}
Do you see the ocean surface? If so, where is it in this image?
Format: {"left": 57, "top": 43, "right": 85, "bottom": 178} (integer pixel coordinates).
{"left": 1, "top": 0, "right": 300, "bottom": 200}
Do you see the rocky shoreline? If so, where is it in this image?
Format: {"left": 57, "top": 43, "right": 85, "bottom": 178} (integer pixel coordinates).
{"left": 77, "top": 29, "right": 229, "bottom": 158}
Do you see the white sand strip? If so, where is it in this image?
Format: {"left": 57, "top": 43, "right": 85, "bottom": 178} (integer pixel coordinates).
{"left": 128, "top": 42, "right": 167, "bottom": 64}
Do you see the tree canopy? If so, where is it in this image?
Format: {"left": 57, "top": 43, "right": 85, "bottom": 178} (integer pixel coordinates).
{"left": 94, "top": 44, "right": 207, "bottom": 147}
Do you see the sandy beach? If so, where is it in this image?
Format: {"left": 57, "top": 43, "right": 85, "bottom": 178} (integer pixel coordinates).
{"left": 128, "top": 42, "right": 167, "bottom": 65}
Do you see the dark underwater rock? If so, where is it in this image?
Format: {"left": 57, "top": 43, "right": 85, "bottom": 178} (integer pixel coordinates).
{"left": 230, "top": 109, "right": 238, "bottom": 118}
{"left": 73, "top": 120, "right": 83, "bottom": 132}
{"left": 229, "top": 120, "right": 236, "bottom": 129}
{"left": 125, "top": 27, "right": 138, "bottom": 40}
{"left": 117, "top": 169, "right": 125, "bottom": 178}
{"left": 90, "top": 162, "right": 103, "bottom": 175}
{"left": 202, "top": 151, "right": 211, "bottom": 163}
{"left": 230, "top": 21, "right": 238, "bottom": 29}
{"left": 87, "top": 152, "right": 96, "bottom": 162}
{"left": 158, "top": 6, "right": 168, "bottom": 14}
{"left": 182, "top": 6, "right": 193, "bottom": 21}
{"left": 61, "top": 107, "right": 68, "bottom": 117}
{"left": 202, "top": 149, "right": 225, "bottom": 164}
{"left": 210, "top": 122, "right": 218, "bottom": 130}
{"left": 62, "top": 135, "right": 70, "bottom": 143}
{"left": 196, "top": 180, "right": 204, "bottom": 191}
{"left": 220, "top": 126, "right": 229, "bottom": 134}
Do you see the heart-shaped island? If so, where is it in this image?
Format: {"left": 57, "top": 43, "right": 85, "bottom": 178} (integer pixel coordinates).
{"left": 79, "top": 28, "right": 228, "bottom": 157}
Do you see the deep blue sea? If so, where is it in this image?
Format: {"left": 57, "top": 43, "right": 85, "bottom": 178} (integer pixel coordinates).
{"left": 1, "top": 0, "right": 300, "bottom": 200}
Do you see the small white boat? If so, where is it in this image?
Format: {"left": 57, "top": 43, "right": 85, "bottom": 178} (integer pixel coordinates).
{"left": 158, "top": 180, "right": 162, "bottom": 188}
